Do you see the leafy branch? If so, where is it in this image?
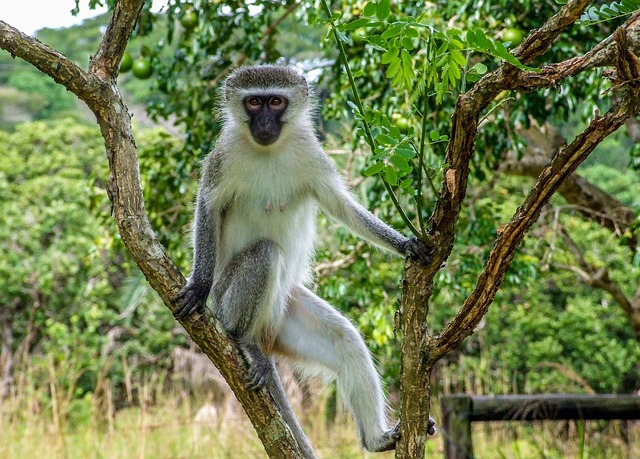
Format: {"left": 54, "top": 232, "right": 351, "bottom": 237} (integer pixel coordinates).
{"left": 320, "top": 0, "right": 422, "bottom": 238}
{"left": 581, "top": 0, "right": 640, "bottom": 24}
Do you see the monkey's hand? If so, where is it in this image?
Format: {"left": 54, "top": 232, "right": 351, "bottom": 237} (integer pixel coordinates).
{"left": 173, "top": 282, "right": 209, "bottom": 320}
{"left": 402, "top": 236, "right": 434, "bottom": 265}
{"left": 427, "top": 416, "right": 437, "bottom": 435}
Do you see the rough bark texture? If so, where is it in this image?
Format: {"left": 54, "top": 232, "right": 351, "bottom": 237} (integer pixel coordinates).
{"left": 397, "top": 3, "right": 640, "bottom": 458}
{"left": 0, "top": 2, "right": 309, "bottom": 458}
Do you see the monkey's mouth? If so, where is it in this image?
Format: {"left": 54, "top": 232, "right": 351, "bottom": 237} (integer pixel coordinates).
{"left": 253, "top": 132, "right": 278, "bottom": 146}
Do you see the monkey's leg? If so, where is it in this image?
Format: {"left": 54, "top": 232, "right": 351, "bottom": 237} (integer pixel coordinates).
{"left": 211, "top": 239, "right": 284, "bottom": 390}
{"left": 274, "top": 286, "right": 399, "bottom": 452}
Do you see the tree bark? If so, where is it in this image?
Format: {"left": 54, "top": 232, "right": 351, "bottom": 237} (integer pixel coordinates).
{"left": 502, "top": 122, "right": 636, "bottom": 248}
{"left": 396, "top": 3, "right": 640, "bottom": 458}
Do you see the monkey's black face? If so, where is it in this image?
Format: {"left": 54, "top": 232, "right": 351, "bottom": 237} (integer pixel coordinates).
{"left": 244, "top": 95, "right": 288, "bottom": 146}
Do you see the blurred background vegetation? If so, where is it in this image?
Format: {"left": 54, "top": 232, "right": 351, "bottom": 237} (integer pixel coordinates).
{"left": 1, "top": 0, "right": 639, "bottom": 457}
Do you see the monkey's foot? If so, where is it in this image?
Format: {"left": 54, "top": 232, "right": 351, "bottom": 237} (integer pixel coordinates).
{"left": 239, "top": 342, "right": 274, "bottom": 391}
{"left": 246, "top": 358, "right": 273, "bottom": 391}
{"left": 365, "top": 422, "right": 401, "bottom": 452}
{"left": 172, "top": 283, "right": 208, "bottom": 319}
{"left": 366, "top": 418, "right": 436, "bottom": 452}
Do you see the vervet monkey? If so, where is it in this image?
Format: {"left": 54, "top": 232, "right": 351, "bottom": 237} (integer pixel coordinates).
{"left": 173, "top": 65, "right": 434, "bottom": 453}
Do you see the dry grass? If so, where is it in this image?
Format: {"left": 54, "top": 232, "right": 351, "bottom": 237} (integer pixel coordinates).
{"left": 0, "top": 359, "right": 637, "bottom": 458}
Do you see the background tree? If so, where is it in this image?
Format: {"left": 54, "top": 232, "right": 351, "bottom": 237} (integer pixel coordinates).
{"left": 1, "top": 1, "right": 640, "bottom": 458}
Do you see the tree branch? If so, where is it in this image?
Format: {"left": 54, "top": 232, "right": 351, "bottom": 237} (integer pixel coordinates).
{"left": 434, "top": 81, "right": 640, "bottom": 360}
{"left": 89, "top": 0, "right": 145, "bottom": 79}
{"left": 397, "top": 3, "right": 598, "bottom": 457}
{"left": 0, "top": 21, "right": 106, "bottom": 109}
{"left": 500, "top": 123, "right": 636, "bottom": 249}
{"left": 0, "top": 5, "right": 312, "bottom": 458}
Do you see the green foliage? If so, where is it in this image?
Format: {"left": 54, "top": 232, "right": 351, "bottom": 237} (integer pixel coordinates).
{"left": 136, "top": 128, "right": 195, "bottom": 269}
{"left": 6, "top": 69, "right": 77, "bottom": 120}
{"left": 0, "top": 120, "right": 115, "bottom": 397}
{"left": 0, "top": 119, "right": 188, "bottom": 408}
{"left": 580, "top": 0, "right": 640, "bottom": 24}
{"left": 459, "top": 291, "right": 640, "bottom": 394}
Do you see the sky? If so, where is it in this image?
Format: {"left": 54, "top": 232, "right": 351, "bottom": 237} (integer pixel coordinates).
{"left": 2, "top": 1, "right": 108, "bottom": 35}
{"left": 1, "top": 0, "right": 166, "bottom": 36}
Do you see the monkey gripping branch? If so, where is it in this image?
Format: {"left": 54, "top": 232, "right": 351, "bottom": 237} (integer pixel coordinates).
{"left": 2, "top": 1, "right": 640, "bottom": 458}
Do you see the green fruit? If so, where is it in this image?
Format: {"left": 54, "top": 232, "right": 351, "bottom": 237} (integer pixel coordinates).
{"left": 352, "top": 27, "right": 366, "bottom": 45}
{"left": 392, "top": 113, "right": 410, "bottom": 133}
{"left": 180, "top": 11, "right": 198, "bottom": 29}
{"left": 132, "top": 58, "right": 152, "bottom": 79}
{"left": 502, "top": 27, "right": 525, "bottom": 47}
{"left": 119, "top": 52, "right": 133, "bottom": 73}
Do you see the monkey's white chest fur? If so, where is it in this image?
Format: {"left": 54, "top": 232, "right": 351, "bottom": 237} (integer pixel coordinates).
{"left": 211, "top": 149, "right": 318, "bottom": 292}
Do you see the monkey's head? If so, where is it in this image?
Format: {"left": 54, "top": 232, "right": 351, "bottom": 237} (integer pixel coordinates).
{"left": 223, "top": 65, "right": 311, "bottom": 147}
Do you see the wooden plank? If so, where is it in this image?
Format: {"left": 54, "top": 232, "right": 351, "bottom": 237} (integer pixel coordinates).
{"left": 441, "top": 395, "right": 473, "bottom": 459}
{"left": 469, "top": 395, "right": 640, "bottom": 421}
{"left": 440, "top": 394, "right": 640, "bottom": 458}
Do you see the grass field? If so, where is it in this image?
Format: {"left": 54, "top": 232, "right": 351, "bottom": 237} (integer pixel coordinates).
{"left": 0, "top": 358, "right": 637, "bottom": 459}
{"left": 2, "top": 388, "right": 637, "bottom": 458}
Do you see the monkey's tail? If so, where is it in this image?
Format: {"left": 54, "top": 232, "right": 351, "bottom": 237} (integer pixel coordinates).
{"left": 266, "top": 358, "right": 318, "bottom": 459}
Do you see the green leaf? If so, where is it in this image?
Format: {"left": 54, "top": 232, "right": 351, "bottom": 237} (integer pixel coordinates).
{"left": 401, "top": 36, "right": 415, "bottom": 50}
{"left": 381, "top": 25, "right": 403, "bottom": 39}
{"left": 401, "top": 49, "right": 415, "bottom": 80}
{"left": 404, "top": 27, "right": 419, "bottom": 38}
{"left": 342, "top": 18, "right": 372, "bottom": 31}
{"left": 390, "top": 154, "right": 412, "bottom": 173}
{"left": 386, "top": 58, "right": 402, "bottom": 79}
{"left": 364, "top": 162, "right": 385, "bottom": 176}
{"left": 376, "top": 133, "right": 396, "bottom": 145}
{"left": 384, "top": 165, "right": 398, "bottom": 185}
{"left": 381, "top": 47, "right": 399, "bottom": 64}
{"left": 364, "top": 1, "right": 378, "bottom": 17}
{"left": 395, "top": 144, "right": 416, "bottom": 158}
{"left": 472, "top": 62, "right": 488, "bottom": 74}
{"left": 467, "top": 27, "right": 536, "bottom": 72}
{"left": 399, "top": 178, "right": 414, "bottom": 189}
{"left": 451, "top": 50, "right": 467, "bottom": 67}
{"left": 377, "top": 0, "right": 391, "bottom": 20}
{"left": 429, "top": 130, "right": 440, "bottom": 141}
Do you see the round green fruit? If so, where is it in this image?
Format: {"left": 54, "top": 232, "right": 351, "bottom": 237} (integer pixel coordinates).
{"left": 132, "top": 58, "right": 153, "bottom": 79}
{"left": 180, "top": 11, "right": 198, "bottom": 29}
{"left": 392, "top": 114, "right": 410, "bottom": 133}
{"left": 502, "top": 27, "right": 525, "bottom": 47}
{"left": 119, "top": 52, "right": 133, "bottom": 73}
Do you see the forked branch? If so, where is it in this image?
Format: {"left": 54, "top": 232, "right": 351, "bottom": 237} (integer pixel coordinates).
{"left": 0, "top": 4, "right": 311, "bottom": 458}
{"left": 433, "top": 27, "right": 640, "bottom": 360}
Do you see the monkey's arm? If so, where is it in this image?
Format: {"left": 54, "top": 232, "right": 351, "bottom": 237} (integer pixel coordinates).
{"left": 173, "top": 191, "right": 217, "bottom": 319}
{"left": 315, "top": 166, "right": 432, "bottom": 263}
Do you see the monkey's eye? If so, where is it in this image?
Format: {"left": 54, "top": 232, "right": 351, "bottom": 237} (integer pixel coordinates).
{"left": 244, "top": 96, "right": 262, "bottom": 112}
{"left": 269, "top": 97, "right": 287, "bottom": 111}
